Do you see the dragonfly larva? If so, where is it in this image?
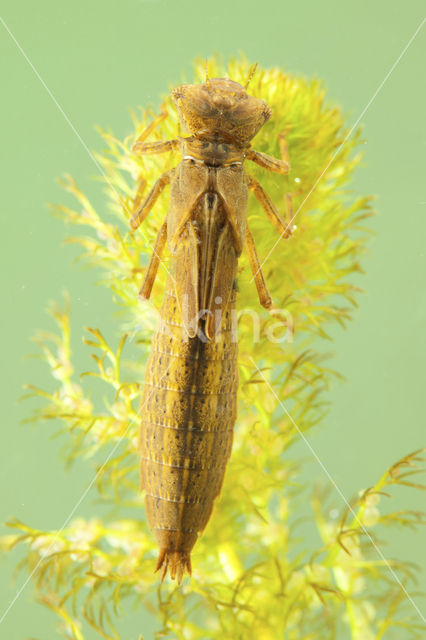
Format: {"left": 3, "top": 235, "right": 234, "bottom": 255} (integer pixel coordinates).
{"left": 130, "top": 72, "right": 293, "bottom": 583}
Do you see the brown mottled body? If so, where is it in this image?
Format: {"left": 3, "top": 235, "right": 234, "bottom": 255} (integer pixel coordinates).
{"left": 131, "top": 74, "right": 293, "bottom": 582}
{"left": 140, "top": 285, "right": 238, "bottom": 582}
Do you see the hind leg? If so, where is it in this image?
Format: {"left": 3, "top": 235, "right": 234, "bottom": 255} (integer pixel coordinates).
{"left": 130, "top": 169, "right": 174, "bottom": 230}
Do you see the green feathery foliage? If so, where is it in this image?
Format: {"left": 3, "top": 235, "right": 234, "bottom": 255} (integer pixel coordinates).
{"left": 3, "top": 56, "right": 425, "bottom": 639}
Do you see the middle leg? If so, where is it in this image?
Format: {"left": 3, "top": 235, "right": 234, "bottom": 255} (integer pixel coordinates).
{"left": 248, "top": 175, "right": 294, "bottom": 239}
{"left": 130, "top": 168, "right": 174, "bottom": 230}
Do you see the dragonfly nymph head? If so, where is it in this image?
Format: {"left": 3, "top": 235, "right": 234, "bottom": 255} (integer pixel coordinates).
{"left": 172, "top": 77, "right": 272, "bottom": 148}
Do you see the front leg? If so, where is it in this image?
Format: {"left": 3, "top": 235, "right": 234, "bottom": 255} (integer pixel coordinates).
{"left": 132, "top": 107, "right": 168, "bottom": 149}
{"left": 133, "top": 139, "right": 180, "bottom": 154}
{"left": 246, "top": 148, "right": 289, "bottom": 175}
{"left": 246, "top": 129, "right": 290, "bottom": 175}
{"left": 130, "top": 169, "right": 174, "bottom": 230}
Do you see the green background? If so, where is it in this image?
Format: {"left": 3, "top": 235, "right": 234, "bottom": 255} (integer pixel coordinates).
{"left": 1, "top": 0, "right": 425, "bottom": 637}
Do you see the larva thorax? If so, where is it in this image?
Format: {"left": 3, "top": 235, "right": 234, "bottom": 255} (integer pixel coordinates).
{"left": 181, "top": 137, "right": 245, "bottom": 168}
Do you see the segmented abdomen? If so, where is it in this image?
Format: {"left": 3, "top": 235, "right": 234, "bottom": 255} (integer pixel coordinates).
{"left": 139, "top": 285, "right": 238, "bottom": 581}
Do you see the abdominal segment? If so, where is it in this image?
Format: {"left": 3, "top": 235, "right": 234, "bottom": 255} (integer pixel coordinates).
{"left": 139, "top": 286, "right": 238, "bottom": 581}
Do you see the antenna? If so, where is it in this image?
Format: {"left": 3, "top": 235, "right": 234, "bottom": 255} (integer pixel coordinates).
{"left": 244, "top": 63, "right": 258, "bottom": 90}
